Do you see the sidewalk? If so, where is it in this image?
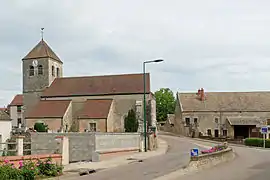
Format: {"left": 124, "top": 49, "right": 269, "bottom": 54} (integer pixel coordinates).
{"left": 64, "top": 138, "right": 168, "bottom": 172}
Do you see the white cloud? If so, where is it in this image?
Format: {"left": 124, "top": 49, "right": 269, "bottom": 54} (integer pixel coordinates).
{"left": 1, "top": 0, "right": 270, "bottom": 105}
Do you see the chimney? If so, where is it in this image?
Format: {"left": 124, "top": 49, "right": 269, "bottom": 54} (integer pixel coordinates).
{"left": 200, "top": 88, "right": 205, "bottom": 101}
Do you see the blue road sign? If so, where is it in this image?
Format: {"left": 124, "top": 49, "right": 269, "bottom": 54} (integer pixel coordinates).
{"left": 190, "top": 148, "right": 199, "bottom": 157}
{"left": 261, "top": 127, "right": 268, "bottom": 134}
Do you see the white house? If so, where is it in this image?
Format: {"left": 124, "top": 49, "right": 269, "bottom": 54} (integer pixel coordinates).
{"left": 8, "top": 94, "right": 23, "bottom": 128}
{"left": 0, "top": 109, "right": 12, "bottom": 151}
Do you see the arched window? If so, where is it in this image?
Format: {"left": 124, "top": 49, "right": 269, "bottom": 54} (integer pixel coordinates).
{"left": 38, "top": 65, "right": 43, "bottom": 75}
{"left": 56, "top": 68, "right": 60, "bottom": 77}
{"left": 52, "top": 66, "right": 55, "bottom": 76}
{"left": 29, "top": 66, "right": 34, "bottom": 76}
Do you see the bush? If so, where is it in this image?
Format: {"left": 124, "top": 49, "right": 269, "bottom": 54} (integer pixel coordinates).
{"left": 34, "top": 122, "right": 48, "bottom": 132}
{"left": 124, "top": 109, "right": 138, "bottom": 132}
{"left": 244, "top": 138, "right": 270, "bottom": 148}
{"left": 0, "top": 157, "right": 63, "bottom": 180}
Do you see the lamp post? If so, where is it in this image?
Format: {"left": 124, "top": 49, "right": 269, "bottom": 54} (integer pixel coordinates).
{"left": 143, "top": 59, "right": 164, "bottom": 152}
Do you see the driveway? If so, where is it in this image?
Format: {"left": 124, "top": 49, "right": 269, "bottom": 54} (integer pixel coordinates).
{"left": 73, "top": 135, "right": 204, "bottom": 180}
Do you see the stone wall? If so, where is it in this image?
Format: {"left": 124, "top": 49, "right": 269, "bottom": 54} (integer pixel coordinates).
{"left": 31, "top": 133, "right": 95, "bottom": 162}
{"left": 189, "top": 148, "right": 235, "bottom": 170}
{"left": 26, "top": 118, "right": 62, "bottom": 132}
{"left": 30, "top": 132, "right": 142, "bottom": 162}
{"left": 95, "top": 133, "right": 141, "bottom": 153}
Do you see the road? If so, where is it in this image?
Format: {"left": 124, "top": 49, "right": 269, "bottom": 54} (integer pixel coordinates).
{"left": 75, "top": 135, "right": 204, "bottom": 180}
{"left": 170, "top": 139, "right": 270, "bottom": 180}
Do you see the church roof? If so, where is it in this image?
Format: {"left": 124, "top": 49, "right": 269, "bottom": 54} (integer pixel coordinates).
{"left": 9, "top": 94, "right": 23, "bottom": 106}
{"left": 25, "top": 100, "right": 71, "bottom": 118}
{"left": 22, "top": 39, "right": 62, "bottom": 63}
{"left": 77, "top": 99, "right": 113, "bottom": 119}
{"left": 41, "top": 73, "right": 151, "bottom": 97}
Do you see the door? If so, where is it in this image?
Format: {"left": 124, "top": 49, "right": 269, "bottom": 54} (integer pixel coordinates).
{"left": 214, "top": 129, "right": 219, "bottom": 137}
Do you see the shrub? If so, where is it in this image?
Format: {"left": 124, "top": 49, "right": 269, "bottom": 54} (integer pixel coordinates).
{"left": 0, "top": 157, "right": 63, "bottom": 179}
{"left": 124, "top": 109, "right": 138, "bottom": 132}
{"left": 37, "top": 157, "right": 63, "bottom": 177}
{"left": 34, "top": 122, "right": 48, "bottom": 132}
{"left": 244, "top": 138, "right": 270, "bottom": 148}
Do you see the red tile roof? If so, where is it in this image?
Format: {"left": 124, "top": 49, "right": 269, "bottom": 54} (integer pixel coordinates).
{"left": 26, "top": 100, "right": 71, "bottom": 118}
{"left": 42, "top": 73, "right": 150, "bottom": 97}
{"left": 22, "top": 39, "right": 62, "bottom": 63}
{"left": 78, "top": 99, "right": 113, "bottom": 119}
{"left": 0, "top": 108, "right": 7, "bottom": 111}
{"left": 9, "top": 94, "right": 23, "bottom": 106}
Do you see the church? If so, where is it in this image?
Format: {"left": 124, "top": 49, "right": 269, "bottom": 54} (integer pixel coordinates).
{"left": 11, "top": 37, "right": 156, "bottom": 133}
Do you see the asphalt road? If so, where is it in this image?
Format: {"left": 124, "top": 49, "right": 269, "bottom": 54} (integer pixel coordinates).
{"left": 174, "top": 139, "right": 270, "bottom": 180}
{"left": 76, "top": 135, "right": 203, "bottom": 180}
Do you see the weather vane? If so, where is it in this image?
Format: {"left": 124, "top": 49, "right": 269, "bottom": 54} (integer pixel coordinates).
{"left": 41, "top": 28, "right": 44, "bottom": 40}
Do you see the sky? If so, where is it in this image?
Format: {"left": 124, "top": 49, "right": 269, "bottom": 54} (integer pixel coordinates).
{"left": 1, "top": 0, "right": 270, "bottom": 106}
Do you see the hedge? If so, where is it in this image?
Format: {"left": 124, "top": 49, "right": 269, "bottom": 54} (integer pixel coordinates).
{"left": 244, "top": 138, "right": 270, "bottom": 148}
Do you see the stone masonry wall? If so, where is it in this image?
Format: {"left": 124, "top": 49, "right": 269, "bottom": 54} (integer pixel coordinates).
{"left": 30, "top": 132, "right": 141, "bottom": 162}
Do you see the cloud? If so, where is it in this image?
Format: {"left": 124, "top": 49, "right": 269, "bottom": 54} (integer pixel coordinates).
{"left": 1, "top": 0, "right": 270, "bottom": 105}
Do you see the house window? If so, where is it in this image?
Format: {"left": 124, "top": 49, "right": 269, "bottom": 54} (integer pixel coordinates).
{"left": 215, "top": 118, "right": 219, "bottom": 124}
{"left": 29, "top": 66, "right": 34, "bottom": 76}
{"left": 38, "top": 65, "right": 43, "bottom": 75}
{"left": 56, "top": 68, "right": 60, "bottom": 77}
{"left": 17, "top": 106, "right": 22, "bottom": 113}
{"left": 223, "top": 129, "right": 228, "bottom": 137}
{"left": 52, "top": 66, "right": 55, "bottom": 76}
{"left": 207, "top": 129, "right": 212, "bottom": 136}
{"left": 194, "top": 118, "right": 198, "bottom": 124}
{"left": 89, "top": 123, "right": 96, "bottom": 132}
{"left": 18, "top": 118, "right": 21, "bottom": 125}
{"left": 185, "top": 117, "right": 190, "bottom": 126}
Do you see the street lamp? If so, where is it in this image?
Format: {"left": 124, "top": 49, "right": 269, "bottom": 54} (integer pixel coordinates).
{"left": 143, "top": 59, "right": 164, "bottom": 152}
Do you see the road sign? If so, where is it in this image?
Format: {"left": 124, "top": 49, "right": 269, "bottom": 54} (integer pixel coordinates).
{"left": 190, "top": 148, "right": 199, "bottom": 157}
{"left": 261, "top": 127, "right": 268, "bottom": 134}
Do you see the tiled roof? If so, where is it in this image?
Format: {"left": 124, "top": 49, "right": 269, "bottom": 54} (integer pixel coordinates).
{"left": 42, "top": 73, "right": 150, "bottom": 97}
{"left": 0, "top": 109, "right": 11, "bottom": 121}
{"left": 78, "top": 99, "right": 112, "bottom": 119}
{"left": 22, "top": 39, "right": 62, "bottom": 63}
{"left": 26, "top": 100, "right": 71, "bottom": 118}
{"left": 9, "top": 94, "right": 23, "bottom": 106}
{"left": 178, "top": 91, "right": 270, "bottom": 112}
{"left": 0, "top": 108, "right": 7, "bottom": 111}
{"left": 227, "top": 116, "right": 263, "bottom": 125}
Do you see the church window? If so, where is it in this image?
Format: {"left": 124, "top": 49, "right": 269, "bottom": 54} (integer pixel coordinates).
{"left": 52, "top": 66, "right": 55, "bottom": 76}
{"left": 38, "top": 65, "right": 43, "bottom": 75}
{"left": 29, "top": 66, "right": 34, "bottom": 76}
{"left": 56, "top": 67, "right": 60, "bottom": 77}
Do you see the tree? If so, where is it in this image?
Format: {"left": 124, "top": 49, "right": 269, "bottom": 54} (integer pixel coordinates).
{"left": 154, "top": 88, "right": 176, "bottom": 122}
{"left": 34, "top": 122, "right": 48, "bottom": 132}
{"left": 124, "top": 109, "right": 138, "bottom": 132}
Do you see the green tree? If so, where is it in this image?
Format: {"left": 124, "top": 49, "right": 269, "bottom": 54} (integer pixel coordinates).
{"left": 34, "top": 122, "right": 48, "bottom": 132}
{"left": 124, "top": 109, "right": 138, "bottom": 132}
{"left": 154, "top": 88, "right": 176, "bottom": 122}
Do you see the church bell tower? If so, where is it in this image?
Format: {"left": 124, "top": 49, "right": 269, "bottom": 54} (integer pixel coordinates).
{"left": 22, "top": 29, "right": 63, "bottom": 126}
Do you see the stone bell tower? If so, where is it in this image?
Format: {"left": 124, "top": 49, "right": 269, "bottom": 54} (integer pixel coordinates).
{"left": 22, "top": 35, "right": 63, "bottom": 126}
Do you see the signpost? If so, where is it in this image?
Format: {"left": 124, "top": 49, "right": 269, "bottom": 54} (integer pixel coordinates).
{"left": 190, "top": 148, "right": 199, "bottom": 157}
{"left": 261, "top": 127, "right": 268, "bottom": 148}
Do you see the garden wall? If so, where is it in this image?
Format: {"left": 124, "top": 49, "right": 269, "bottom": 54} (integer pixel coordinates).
{"left": 189, "top": 147, "right": 235, "bottom": 170}
{"left": 30, "top": 132, "right": 144, "bottom": 162}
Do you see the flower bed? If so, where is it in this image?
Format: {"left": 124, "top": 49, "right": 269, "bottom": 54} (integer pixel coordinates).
{"left": 0, "top": 157, "right": 63, "bottom": 180}
{"left": 201, "top": 144, "right": 228, "bottom": 154}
